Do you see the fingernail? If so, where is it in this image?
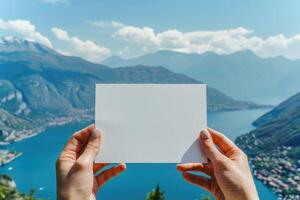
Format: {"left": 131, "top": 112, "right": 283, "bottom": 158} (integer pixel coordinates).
{"left": 120, "top": 163, "right": 127, "bottom": 170}
{"left": 92, "top": 128, "right": 101, "bottom": 138}
{"left": 200, "top": 129, "right": 210, "bottom": 140}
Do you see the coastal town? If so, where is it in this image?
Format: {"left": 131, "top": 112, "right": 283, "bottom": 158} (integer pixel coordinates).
{"left": 0, "top": 109, "right": 93, "bottom": 143}
{"left": 236, "top": 132, "right": 300, "bottom": 200}
{"left": 0, "top": 109, "right": 93, "bottom": 167}
{"left": 250, "top": 146, "right": 300, "bottom": 200}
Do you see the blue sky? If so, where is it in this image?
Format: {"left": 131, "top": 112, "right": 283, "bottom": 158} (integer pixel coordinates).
{"left": 1, "top": 0, "right": 300, "bottom": 62}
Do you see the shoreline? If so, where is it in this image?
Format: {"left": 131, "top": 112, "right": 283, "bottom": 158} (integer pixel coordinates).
{"left": 0, "top": 110, "right": 93, "bottom": 166}
{"left": 1, "top": 109, "right": 93, "bottom": 144}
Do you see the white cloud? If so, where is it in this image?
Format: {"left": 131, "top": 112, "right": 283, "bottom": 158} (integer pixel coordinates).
{"left": 114, "top": 26, "right": 159, "bottom": 46}
{"left": 37, "top": 0, "right": 70, "bottom": 4}
{"left": 52, "top": 27, "right": 111, "bottom": 62}
{"left": 0, "top": 19, "right": 52, "bottom": 47}
{"left": 113, "top": 26, "right": 300, "bottom": 59}
{"left": 87, "top": 20, "right": 125, "bottom": 29}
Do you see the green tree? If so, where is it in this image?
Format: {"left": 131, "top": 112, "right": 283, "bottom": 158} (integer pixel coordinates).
{"left": 145, "top": 185, "right": 165, "bottom": 200}
{"left": 20, "top": 189, "right": 45, "bottom": 200}
{"left": 0, "top": 175, "right": 45, "bottom": 200}
{"left": 0, "top": 184, "right": 19, "bottom": 200}
{"left": 200, "top": 197, "right": 211, "bottom": 200}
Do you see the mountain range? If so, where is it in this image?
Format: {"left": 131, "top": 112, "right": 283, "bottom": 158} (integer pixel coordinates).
{"left": 103, "top": 50, "right": 300, "bottom": 104}
{"left": 0, "top": 37, "right": 263, "bottom": 142}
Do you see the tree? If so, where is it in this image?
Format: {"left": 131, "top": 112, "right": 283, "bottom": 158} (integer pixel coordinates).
{"left": 0, "top": 175, "right": 44, "bottom": 200}
{"left": 200, "top": 197, "right": 211, "bottom": 200}
{"left": 145, "top": 185, "right": 165, "bottom": 200}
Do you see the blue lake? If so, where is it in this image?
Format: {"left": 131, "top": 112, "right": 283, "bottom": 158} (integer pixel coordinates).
{"left": 0, "top": 109, "right": 277, "bottom": 200}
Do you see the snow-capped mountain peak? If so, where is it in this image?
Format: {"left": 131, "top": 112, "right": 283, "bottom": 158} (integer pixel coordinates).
{"left": 0, "top": 36, "right": 57, "bottom": 55}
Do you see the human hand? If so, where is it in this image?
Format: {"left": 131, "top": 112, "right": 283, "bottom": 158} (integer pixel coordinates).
{"left": 177, "top": 128, "right": 259, "bottom": 200}
{"left": 56, "top": 124, "right": 126, "bottom": 200}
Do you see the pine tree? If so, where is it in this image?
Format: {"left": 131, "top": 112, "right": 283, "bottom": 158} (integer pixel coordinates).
{"left": 145, "top": 185, "right": 165, "bottom": 200}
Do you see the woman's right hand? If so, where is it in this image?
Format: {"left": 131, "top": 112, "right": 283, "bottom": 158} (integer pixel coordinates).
{"left": 177, "top": 128, "right": 259, "bottom": 200}
{"left": 56, "top": 125, "right": 126, "bottom": 200}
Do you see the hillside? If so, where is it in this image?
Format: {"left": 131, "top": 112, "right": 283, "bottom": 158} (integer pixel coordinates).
{"left": 235, "top": 92, "right": 300, "bottom": 198}
{"left": 246, "top": 92, "right": 300, "bottom": 150}
{"left": 0, "top": 108, "right": 33, "bottom": 134}
{"left": 253, "top": 92, "right": 300, "bottom": 127}
{"left": 103, "top": 50, "right": 300, "bottom": 104}
{"left": 0, "top": 38, "right": 265, "bottom": 142}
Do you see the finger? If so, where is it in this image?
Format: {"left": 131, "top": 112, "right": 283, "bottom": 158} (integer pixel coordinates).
{"left": 93, "top": 163, "right": 110, "bottom": 173}
{"left": 60, "top": 124, "right": 95, "bottom": 160}
{"left": 176, "top": 163, "right": 213, "bottom": 175}
{"left": 182, "top": 172, "right": 211, "bottom": 192}
{"left": 199, "top": 129, "right": 227, "bottom": 164}
{"left": 96, "top": 163, "right": 126, "bottom": 189}
{"left": 78, "top": 128, "right": 101, "bottom": 165}
{"left": 208, "top": 128, "right": 240, "bottom": 155}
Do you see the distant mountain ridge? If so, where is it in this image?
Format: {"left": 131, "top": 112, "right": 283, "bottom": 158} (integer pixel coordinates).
{"left": 0, "top": 38, "right": 265, "bottom": 143}
{"left": 103, "top": 50, "right": 300, "bottom": 104}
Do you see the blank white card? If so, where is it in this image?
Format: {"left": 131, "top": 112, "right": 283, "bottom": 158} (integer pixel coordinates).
{"left": 95, "top": 84, "right": 207, "bottom": 163}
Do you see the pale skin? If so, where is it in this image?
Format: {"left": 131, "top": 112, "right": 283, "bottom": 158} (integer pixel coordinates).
{"left": 56, "top": 125, "right": 259, "bottom": 200}
{"left": 56, "top": 124, "right": 126, "bottom": 200}
{"left": 177, "top": 128, "right": 259, "bottom": 200}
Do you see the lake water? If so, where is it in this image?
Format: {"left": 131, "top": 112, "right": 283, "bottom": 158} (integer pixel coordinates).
{"left": 0, "top": 109, "right": 277, "bottom": 200}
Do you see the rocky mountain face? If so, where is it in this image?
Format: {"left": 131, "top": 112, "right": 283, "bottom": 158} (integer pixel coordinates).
{"left": 103, "top": 50, "right": 300, "bottom": 104}
{"left": 0, "top": 38, "right": 265, "bottom": 142}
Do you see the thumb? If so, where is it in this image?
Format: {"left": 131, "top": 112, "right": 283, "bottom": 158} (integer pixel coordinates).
{"left": 78, "top": 128, "right": 101, "bottom": 165}
{"left": 200, "top": 129, "right": 226, "bottom": 164}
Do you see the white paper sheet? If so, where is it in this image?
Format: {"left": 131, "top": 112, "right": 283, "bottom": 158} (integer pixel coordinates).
{"left": 95, "top": 84, "right": 207, "bottom": 163}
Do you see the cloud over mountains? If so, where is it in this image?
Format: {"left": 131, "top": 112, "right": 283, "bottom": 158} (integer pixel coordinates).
{"left": 1, "top": 17, "right": 300, "bottom": 63}
{"left": 0, "top": 18, "right": 52, "bottom": 47}
{"left": 52, "top": 27, "right": 111, "bottom": 62}
{"left": 113, "top": 25, "right": 300, "bottom": 59}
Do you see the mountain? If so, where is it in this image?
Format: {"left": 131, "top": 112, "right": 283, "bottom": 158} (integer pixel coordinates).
{"left": 103, "top": 50, "right": 203, "bottom": 72}
{"left": 0, "top": 36, "right": 57, "bottom": 55}
{"left": 249, "top": 92, "right": 300, "bottom": 148}
{"left": 235, "top": 92, "right": 300, "bottom": 198}
{"left": 0, "top": 38, "right": 265, "bottom": 142}
{"left": 0, "top": 108, "right": 32, "bottom": 133}
{"left": 253, "top": 92, "right": 300, "bottom": 127}
{"left": 102, "top": 50, "right": 300, "bottom": 104}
